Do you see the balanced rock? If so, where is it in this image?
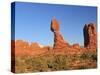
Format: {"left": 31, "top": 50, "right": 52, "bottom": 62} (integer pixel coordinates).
{"left": 51, "top": 17, "right": 60, "bottom": 32}
{"left": 83, "top": 23, "right": 97, "bottom": 49}
{"left": 51, "top": 17, "right": 68, "bottom": 49}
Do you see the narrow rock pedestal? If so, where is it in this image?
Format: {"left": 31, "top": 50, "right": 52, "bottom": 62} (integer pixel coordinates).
{"left": 51, "top": 17, "right": 68, "bottom": 49}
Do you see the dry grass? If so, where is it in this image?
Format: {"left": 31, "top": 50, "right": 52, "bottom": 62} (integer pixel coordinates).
{"left": 13, "top": 49, "right": 97, "bottom": 73}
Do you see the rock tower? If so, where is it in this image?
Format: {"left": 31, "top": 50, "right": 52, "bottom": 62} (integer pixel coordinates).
{"left": 83, "top": 23, "right": 97, "bottom": 50}
{"left": 51, "top": 17, "right": 68, "bottom": 49}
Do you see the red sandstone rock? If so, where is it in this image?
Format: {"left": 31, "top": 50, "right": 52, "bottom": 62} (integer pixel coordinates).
{"left": 12, "top": 40, "right": 48, "bottom": 56}
{"left": 14, "top": 40, "right": 29, "bottom": 56}
{"left": 42, "top": 46, "right": 49, "bottom": 50}
{"left": 83, "top": 23, "right": 97, "bottom": 50}
{"left": 51, "top": 17, "right": 60, "bottom": 32}
{"left": 11, "top": 18, "right": 97, "bottom": 57}
{"left": 72, "top": 43, "right": 80, "bottom": 49}
{"left": 53, "top": 31, "right": 68, "bottom": 49}
{"left": 30, "top": 42, "right": 40, "bottom": 50}
{"left": 51, "top": 17, "right": 68, "bottom": 49}
{"left": 15, "top": 40, "right": 29, "bottom": 52}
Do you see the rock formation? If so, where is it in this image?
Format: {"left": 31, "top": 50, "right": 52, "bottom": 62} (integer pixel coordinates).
{"left": 30, "top": 42, "right": 41, "bottom": 50}
{"left": 51, "top": 17, "right": 68, "bottom": 49}
{"left": 72, "top": 43, "right": 80, "bottom": 49}
{"left": 15, "top": 40, "right": 29, "bottom": 51}
{"left": 12, "top": 17, "right": 97, "bottom": 57}
{"left": 14, "top": 40, "right": 47, "bottom": 56}
{"left": 83, "top": 23, "right": 97, "bottom": 50}
{"left": 51, "top": 17, "right": 59, "bottom": 32}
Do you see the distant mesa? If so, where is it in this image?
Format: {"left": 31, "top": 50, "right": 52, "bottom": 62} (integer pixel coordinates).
{"left": 12, "top": 40, "right": 48, "bottom": 56}
{"left": 72, "top": 43, "right": 80, "bottom": 49}
{"left": 30, "top": 42, "right": 41, "bottom": 50}
{"left": 15, "top": 40, "right": 29, "bottom": 48}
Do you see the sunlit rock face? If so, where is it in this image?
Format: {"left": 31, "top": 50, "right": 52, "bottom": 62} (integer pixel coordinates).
{"left": 51, "top": 17, "right": 60, "bottom": 32}
{"left": 72, "top": 43, "right": 80, "bottom": 49}
{"left": 83, "top": 23, "right": 97, "bottom": 50}
{"left": 51, "top": 17, "right": 68, "bottom": 49}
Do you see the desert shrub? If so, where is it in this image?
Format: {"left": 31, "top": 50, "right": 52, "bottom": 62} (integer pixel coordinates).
{"left": 79, "top": 51, "right": 97, "bottom": 61}
{"left": 15, "top": 56, "right": 49, "bottom": 73}
{"left": 80, "top": 52, "right": 89, "bottom": 60}
{"left": 15, "top": 56, "right": 29, "bottom": 73}
{"left": 54, "top": 55, "right": 68, "bottom": 70}
{"left": 47, "top": 55, "right": 69, "bottom": 71}
{"left": 15, "top": 52, "right": 97, "bottom": 73}
{"left": 15, "top": 55, "right": 69, "bottom": 73}
{"left": 75, "top": 51, "right": 97, "bottom": 69}
{"left": 91, "top": 53, "right": 97, "bottom": 61}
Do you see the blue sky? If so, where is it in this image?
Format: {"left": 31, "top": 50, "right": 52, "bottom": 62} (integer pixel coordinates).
{"left": 13, "top": 2, "right": 97, "bottom": 46}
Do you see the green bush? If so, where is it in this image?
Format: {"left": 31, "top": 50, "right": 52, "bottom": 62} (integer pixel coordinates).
{"left": 79, "top": 51, "right": 97, "bottom": 61}
{"left": 14, "top": 51, "right": 97, "bottom": 73}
